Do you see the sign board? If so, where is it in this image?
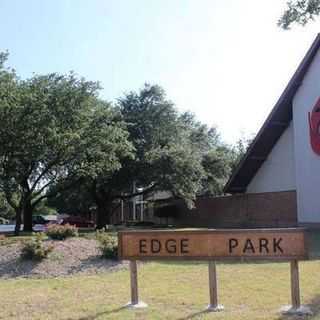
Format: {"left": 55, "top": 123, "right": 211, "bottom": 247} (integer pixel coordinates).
{"left": 118, "top": 228, "right": 307, "bottom": 261}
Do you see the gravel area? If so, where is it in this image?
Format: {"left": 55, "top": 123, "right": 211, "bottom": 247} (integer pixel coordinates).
{"left": 0, "top": 237, "right": 127, "bottom": 279}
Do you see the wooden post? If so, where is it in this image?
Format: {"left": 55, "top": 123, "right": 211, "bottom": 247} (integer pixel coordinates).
{"left": 207, "top": 261, "right": 223, "bottom": 311}
{"left": 281, "top": 260, "right": 311, "bottom": 315}
{"left": 127, "top": 260, "right": 147, "bottom": 308}
{"left": 130, "top": 260, "right": 138, "bottom": 305}
{"left": 208, "top": 261, "right": 218, "bottom": 307}
{"left": 290, "top": 260, "right": 300, "bottom": 309}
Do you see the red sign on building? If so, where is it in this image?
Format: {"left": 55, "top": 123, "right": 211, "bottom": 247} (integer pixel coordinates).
{"left": 308, "top": 97, "right": 320, "bottom": 156}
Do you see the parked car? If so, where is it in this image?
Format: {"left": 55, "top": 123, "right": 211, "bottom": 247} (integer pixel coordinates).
{"left": 32, "top": 215, "right": 58, "bottom": 225}
{"left": 61, "top": 216, "right": 95, "bottom": 228}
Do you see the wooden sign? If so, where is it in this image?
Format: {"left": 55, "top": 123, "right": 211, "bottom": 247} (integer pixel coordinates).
{"left": 120, "top": 228, "right": 310, "bottom": 314}
{"left": 118, "top": 228, "right": 307, "bottom": 261}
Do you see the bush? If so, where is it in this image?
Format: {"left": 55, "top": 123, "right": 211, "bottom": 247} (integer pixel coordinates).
{"left": 96, "top": 229, "right": 118, "bottom": 259}
{"left": 21, "top": 233, "right": 53, "bottom": 260}
{"left": 46, "top": 223, "right": 78, "bottom": 240}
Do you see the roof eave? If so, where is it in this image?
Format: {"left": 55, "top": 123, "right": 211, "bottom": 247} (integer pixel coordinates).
{"left": 224, "top": 33, "right": 320, "bottom": 194}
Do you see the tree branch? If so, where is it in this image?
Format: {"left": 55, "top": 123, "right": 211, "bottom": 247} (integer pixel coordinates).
{"left": 31, "top": 176, "right": 82, "bottom": 208}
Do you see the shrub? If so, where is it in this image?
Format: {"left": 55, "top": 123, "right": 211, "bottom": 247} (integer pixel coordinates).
{"left": 96, "top": 229, "right": 118, "bottom": 259}
{"left": 21, "top": 233, "right": 53, "bottom": 260}
{"left": 46, "top": 223, "right": 78, "bottom": 240}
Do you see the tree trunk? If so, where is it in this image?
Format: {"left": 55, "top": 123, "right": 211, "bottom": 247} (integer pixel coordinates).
{"left": 96, "top": 201, "right": 111, "bottom": 229}
{"left": 23, "top": 199, "right": 33, "bottom": 232}
{"left": 14, "top": 207, "right": 22, "bottom": 236}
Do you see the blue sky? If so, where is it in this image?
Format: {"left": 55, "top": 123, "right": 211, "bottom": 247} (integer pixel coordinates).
{"left": 2, "top": 0, "right": 320, "bottom": 143}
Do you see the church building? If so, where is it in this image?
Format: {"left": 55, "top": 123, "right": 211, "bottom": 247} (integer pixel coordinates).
{"left": 225, "top": 33, "right": 320, "bottom": 227}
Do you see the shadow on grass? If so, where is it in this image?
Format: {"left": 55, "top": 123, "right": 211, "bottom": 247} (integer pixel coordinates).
{"left": 176, "top": 309, "right": 212, "bottom": 320}
{"left": 276, "top": 294, "right": 320, "bottom": 320}
{"left": 177, "top": 294, "right": 320, "bottom": 320}
{"left": 73, "top": 306, "right": 127, "bottom": 320}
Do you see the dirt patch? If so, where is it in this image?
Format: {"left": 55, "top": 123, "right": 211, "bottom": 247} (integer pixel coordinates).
{"left": 0, "top": 237, "right": 127, "bottom": 279}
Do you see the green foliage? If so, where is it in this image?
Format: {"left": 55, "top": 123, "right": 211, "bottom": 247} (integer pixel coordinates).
{"left": 96, "top": 229, "right": 118, "bottom": 259}
{"left": 21, "top": 233, "right": 53, "bottom": 260}
{"left": 0, "top": 192, "right": 15, "bottom": 220}
{"left": 201, "top": 147, "right": 233, "bottom": 195}
{"left": 47, "top": 183, "right": 94, "bottom": 216}
{"left": 33, "top": 200, "right": 57, "bottom": 216}
{"left": 0, "top": 52, "right": 238, "bottom": 228}
{"left": 73, "top": 83, "right": 237, "bottom": 228}
{"left": 229, "top": 136, "right": 252, "bottom": 172}
{"left": 0, "top": 217, "right": 9, "bottom": 224}
{"left": 279, "top": 0, "right": 320, "bottom": 29}
{"left": 0, "top": 52, "right": 133, "bottom": 233}
{"left": 0, "top": 54, "right": 101, "bottom": 229}
{"left": 117, "top": 85, "right": 230, "bottom": 200}
{"left": 46, "top": 224, "right": 78, "bottom": 240}
{"left": 46, "top": 101, "right": 134, "bottom": 227}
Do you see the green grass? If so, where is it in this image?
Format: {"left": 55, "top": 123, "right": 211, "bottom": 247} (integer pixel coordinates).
{"left": 1, "top": 261, "right": 320, "bottom": 320}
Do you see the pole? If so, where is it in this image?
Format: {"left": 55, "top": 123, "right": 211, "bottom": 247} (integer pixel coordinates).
{"left": 140, "top": 199, "right": 144, "bottom": 221}
{"left": 132, "top": 181, "right": 136, "bottom": 221}
{"left": 207, "top": 261, "right": 223, "bottom": 311}
{"left": 290, "top": 260, "right": 300, "bottom": 309}
{"left": 126, "top": 260, "right": 147, "bottom": 308}
{"left": 208, "top": 261, "right": 218, "bottom": 308}
{"left": 121, "top": 199, "right": 124, "bottom": 222}
{"left": 130, "top": 260, "right": 138, "bottom": 305}
{"left": 281, "top": 260, "right": 312, "bottom": 315}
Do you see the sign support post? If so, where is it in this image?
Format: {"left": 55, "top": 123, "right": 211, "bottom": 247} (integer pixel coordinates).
{"left": 290, "top": 259, "right": 300, "bottom": 309}
{"left": 125, "top": 260, "right": 147, "bottom": 308}
{"left": 280, "top": 260, "right": 312, "bottom": 315}
{"left": 130, "top": 260, "right": 138, "bottom": 305}
{"left": 207, "top": 261, "right": 224, "bottom": 311}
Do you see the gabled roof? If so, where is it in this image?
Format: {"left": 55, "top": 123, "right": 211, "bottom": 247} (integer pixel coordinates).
{"left": 224, "top": 34, "right": 320, "bottom": 194}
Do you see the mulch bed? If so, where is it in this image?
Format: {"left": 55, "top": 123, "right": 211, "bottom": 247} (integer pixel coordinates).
{"left": 0, "top": 237, "right": 127, "bottom": 279}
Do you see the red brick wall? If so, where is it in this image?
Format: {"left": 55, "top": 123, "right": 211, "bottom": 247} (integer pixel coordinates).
{"left": 171, "top": 191, "right": 297, "bottom": 228}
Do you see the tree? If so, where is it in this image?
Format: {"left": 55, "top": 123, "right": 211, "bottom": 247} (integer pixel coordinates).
{"left": 47, "top": 183, "right": 95, "bottom": 216}
{"left": 0, "top": 54, "right": 105, "bottom": 234}
{"left": 177, "top": 112, "right": 233, "bottom": 196}
{"left": 278, "top": 0, "right": 320, "bottom": 29}
{"left": 47, "top": 102, "right": 134, "bottom": 222}
{"left": 229, "top": 136, "right": 252, "bottom": 172}
{"left": 201, "top": 147, "right": 233, "bottom": 195}
{"left": 33, "top": 199, "right": 57, "bottom": 216}
{"left": 84, "top": 84, "right": 232, "bottom": 228}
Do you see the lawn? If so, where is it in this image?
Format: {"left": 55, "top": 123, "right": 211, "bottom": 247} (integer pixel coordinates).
{"left": 1, "top": 260, "right": 320, "bottom": 320}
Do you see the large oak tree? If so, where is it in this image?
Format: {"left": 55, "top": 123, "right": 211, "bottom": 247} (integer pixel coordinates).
{"left": 83, "top": 84, "right": 233, "bottom": 227}
{"left": 0, "top": 54, "right": 133, "bottom": 234}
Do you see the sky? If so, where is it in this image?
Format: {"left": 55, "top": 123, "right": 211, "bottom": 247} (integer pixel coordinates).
{"left": 1, "top": 0, "right": 320, "bottom": 144}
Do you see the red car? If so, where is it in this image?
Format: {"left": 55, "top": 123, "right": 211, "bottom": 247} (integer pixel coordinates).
{"left": 61, "top": 216, "right": 95, "bottom": 228}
